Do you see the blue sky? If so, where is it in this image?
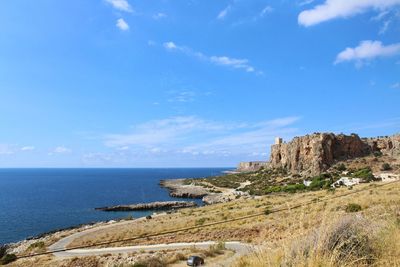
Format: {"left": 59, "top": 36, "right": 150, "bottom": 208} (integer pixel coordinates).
{"left": 0, "top": 0, "right": 400, "bottom": 167}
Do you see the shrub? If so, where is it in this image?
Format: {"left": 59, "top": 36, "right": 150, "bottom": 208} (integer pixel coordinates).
{"left": 373, "top": 151, "right": 383, "bottom": 157}
{"left": 352, "top": 168, "right": 375, "bottom": 182}
{"left": 195, "top": 218, "right": 206, "bottom": 226}
{"left": 381, "top": 163, "right": 392, "bottom": 171}
{"left": 283, "top": 215, "right": 374, "bottom": 266}
{"left": 345, "top": 203, "right": 362, "bottom": 213}
{"left": 27, "top": 241, "right": 45, "bottom": 251}
{"left": 0, "top": 245, "right": 7, "bottom": 259}
{"left": 0, "top": 253, "right": 17, "bottom": 265}
{"left": 337, "top": 163, "right": 346, "bottom": 172}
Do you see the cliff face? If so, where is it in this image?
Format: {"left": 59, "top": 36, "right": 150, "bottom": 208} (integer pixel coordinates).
{"left": 364, "top": 135, "right": 400, "bottom": 157}
{"left": 269, "top": 133, "right": 400, "bottom": 176}
{"left": 237, "top": 161, "right": 269, "bottom": 172}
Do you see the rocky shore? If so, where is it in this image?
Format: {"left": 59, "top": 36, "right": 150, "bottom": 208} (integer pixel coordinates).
{"left": 159, "top": 179, "right": 209, "bottom": 198}
{"left": 95, "top": 201, "right": 197, "bottom": 211}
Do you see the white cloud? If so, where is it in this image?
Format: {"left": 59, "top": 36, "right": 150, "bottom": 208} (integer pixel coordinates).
{"left": 210, "top": 56, "right": 255, "bottom": 72}
{"left": 167, "top": 91, "right": 196, "bottom": 103}
{"left": 21, "top": 146, "right": 35, "bottom": 151}
{"left": 105, "top": 0, "right": 132, "bottom": 12}
{"left": 298, "top": 0, "right": 400, "bottom": 26}
{"left": 153, "top": 13, "right": 167, "bottom": 20}
{"left": 379, "top": 19, "right": 391, "bottom": 34}
{"left": 217, "top": 5, "right": 231, "bottom": 19}
{"left": 104, "top": 116, "right": 300, "bottom": 158}
{"left": 116, "top": 18, "right": 129, "bottom": 31}
{"left": 162, "top": 41, "right": 259, "bottom": 73}
{"left": 391, "top": 82, "right": 400, "bottom": 88}
{"left": 335, "top": 40, "right": 400, "bottom": 65}
{"left": 164, "top": 41, "right": 177, "bottom": 50}
{"left": 260, "top": 6, "right": 274, "bottom": 17}
{"left": 0, "top": 144, "right": 15, "bottom": 155}
{"left": 53, "top": 146, "right": 72, "bottom": 154}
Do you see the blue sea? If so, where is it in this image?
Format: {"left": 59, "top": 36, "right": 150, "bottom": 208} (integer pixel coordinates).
{"left": 0, "top": 168, "right": 229, "bottom": 244}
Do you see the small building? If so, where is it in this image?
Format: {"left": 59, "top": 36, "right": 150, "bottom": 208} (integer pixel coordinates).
{"left": 375, "top": 173, "right": 399, "bottom": 182}
{"left": 303, "top": 180, "right": 312, "bottom": 187}
{"left": 331, "top": 177, "right": 361, "bottom": 188}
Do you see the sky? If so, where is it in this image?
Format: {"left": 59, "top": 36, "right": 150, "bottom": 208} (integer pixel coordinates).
{"left": 0, "top": 0, "right": 400, "bottom": 168}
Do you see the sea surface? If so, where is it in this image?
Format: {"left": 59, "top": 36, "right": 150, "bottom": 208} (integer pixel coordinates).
{"left": 0, "top": 168, "right": 230, "bottom": 244}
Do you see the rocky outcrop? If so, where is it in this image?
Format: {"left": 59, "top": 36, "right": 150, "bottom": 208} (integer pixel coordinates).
{"left": 237, "top": 161, "right": 269, "bottom": 172}
{"left": 269, "top": 133, "right": 400, "bottom": 176}
{"left": 270, "top": 133, "right": 372, "bottom": 176}
{"left": 364, "top": 135, "right": 400, "bottom": 157}
{"left": 159, "top": 179, "right": 209, "bottom": 198}
{"left": 95, "top": 201, "right": 197, "bottom": 211}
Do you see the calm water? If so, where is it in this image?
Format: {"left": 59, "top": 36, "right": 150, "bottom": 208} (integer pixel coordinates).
{"left": 0, "top": 168, "right": 229, "bottom": 244}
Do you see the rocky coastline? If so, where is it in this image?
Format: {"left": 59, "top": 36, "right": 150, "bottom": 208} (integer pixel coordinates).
{"left": 95, "top": 201, "right": 197, "bottom": 211}
{"left": 159, "top": 179, "right": 210, "bottom": 198}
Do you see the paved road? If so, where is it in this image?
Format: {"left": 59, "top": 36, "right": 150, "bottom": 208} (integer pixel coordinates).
{"left": 49, "top": 216, "right": 256, "bottom": 266}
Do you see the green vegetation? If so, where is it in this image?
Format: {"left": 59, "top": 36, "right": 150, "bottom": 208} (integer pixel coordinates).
{"left": 350, "top": 168, "right": 375, "bottom": 182}
{"left": 0, "top": 253, "right": 17, "bottom": 265}
{"left": 195, "top": 217, "right": 207, "bottom": 225}
{"left": 27, "top": 241, "right": 45, "bottom": 251}
{"left": 345, "top": 203, "right": 362, "bottom": 213}
{"left": 336, "top": 163, "right": 347, "bottom": 172}
{"left": 381, "top": 163, "right": 392, "bottom": 171}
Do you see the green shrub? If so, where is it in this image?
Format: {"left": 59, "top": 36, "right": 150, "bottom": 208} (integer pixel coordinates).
{"left": 345, "top": 203, "right": 362, "bottom": 213}
{"left": 337, "top": 163, "right": 347, "bottom": 172}
{"left": 0, "top": 253, "right": 17, "bottom": 265}
{"left": 373, "top": 151, "right": 383, "bottom": 157}
{"left": 351, "top": 168, "right": 375, "bottom": 182}
{"left": 27, "top": 241, "right": 45, "bottom": 251}
{"left": 381, "top": 163, "right": 392, "bottom": 171}
{"left": 0, "top": 245, "right": 7, "bottom": 259}
{"left": 195, "top": 217, "right": 206, "bottom": 226}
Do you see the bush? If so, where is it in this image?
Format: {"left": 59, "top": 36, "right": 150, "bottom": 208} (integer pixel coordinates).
{"left": 0, "top": 245, "right": 7, "bottom": 259}
{"left": 337, "top": 163, "right": 346, "bottom": 172}
{"left": 27, "top": 241, "right": 45, "bottom": 251}
{"left": 381, "top": 163, "right": 392, "bottom": 171}
{"left": 373, "top": 151, "right": 383, "bottom": 157}
{"left": 284, "top": 216, "right": 374, "bottom": 266}
{"left": 351, "top": 168, "right": 375, "bottom": 182}
{"left": 345, "top": 203, "right": 362, "bottom": 213}
{"left": 0, "top": 253, "right": 17, "bottom": 265}
{"left": 195, "top": 218, "right": 206, "bottom": 226}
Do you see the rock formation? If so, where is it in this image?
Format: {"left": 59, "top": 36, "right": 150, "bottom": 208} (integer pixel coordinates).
{"left": 237, "top": 161, "right": 269, "bottom": 172}
{"left": 95, "top": 201, "right": 197, "bottom": 211}
{"left": 159, "top": 179, "right": 209, "bottom": 198}
{"left": 269, "top": 133, "right": 399, "bottom": 176}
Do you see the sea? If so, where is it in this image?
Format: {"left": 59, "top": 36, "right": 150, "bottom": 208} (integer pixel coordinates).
{"left": 0, "top": 168, "right": 230, "bottom": 244}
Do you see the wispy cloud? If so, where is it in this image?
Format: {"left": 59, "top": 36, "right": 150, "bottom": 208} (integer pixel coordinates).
{"left": 105, "top": 0, "right": 132, "bottom": 13}
{"left": 298, "top": 0, "right": 400, "bottom": 27}
{"left": 21, "top": 146, "right": 35, "bottom": 151}
{"left": 167, "top": 91, "right": 196, "bottom": 103}
{"left": 0, "top": 144, "right": 15, "bottom": 155}
{"left": 116, "top": 18, "right": 129, "bottom": 31}
{"left": 163, "top": 41, "right": 260, "bottom": 73}
{"left": 391, "top": 82, "right": 400, "bottom": 89}
{"left": 103, "top": 116, "right": 300, "bottom": 158}
{"left": 217, "top": 5, "right": 231, "bottom": 20}
{"left": 52, "top": 146, "right": 72, "bottom": 154}
{"left": 0, "top": 144, "right": 35, "bottom": 154}
{"left": 153, "top": 12, "right": 167, "bottom": 20}
{"left": 335, "top": 40, "right": 400, "bottom": 65}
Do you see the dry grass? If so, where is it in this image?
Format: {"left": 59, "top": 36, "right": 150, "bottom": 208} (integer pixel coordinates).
{"left": 8, "top": 181, "right": 400, "bottom": 266}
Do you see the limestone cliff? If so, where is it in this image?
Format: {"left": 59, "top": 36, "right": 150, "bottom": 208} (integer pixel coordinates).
{"left": 237, "top": 161, "right": 269, "bottom": 172}
{"left": 269, "top": 133, "right": 399, "bottom": 176}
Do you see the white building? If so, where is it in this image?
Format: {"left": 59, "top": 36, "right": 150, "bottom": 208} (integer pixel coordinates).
{"left": 331, "top": 177, "right": 361, "bottom": 188}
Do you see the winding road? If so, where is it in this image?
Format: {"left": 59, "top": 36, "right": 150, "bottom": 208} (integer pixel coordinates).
{"left": 48, "top": 219, "right": 256, "bottom": 266}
